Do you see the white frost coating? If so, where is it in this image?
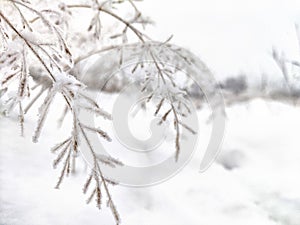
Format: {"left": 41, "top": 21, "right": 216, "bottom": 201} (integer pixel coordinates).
{"left": 0, "top": 41, "right": 22, "bottom": 71}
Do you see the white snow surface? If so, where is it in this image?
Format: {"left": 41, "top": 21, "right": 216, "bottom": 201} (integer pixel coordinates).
{"left": 1, "top": 96, "right": 300, "bottom": 225}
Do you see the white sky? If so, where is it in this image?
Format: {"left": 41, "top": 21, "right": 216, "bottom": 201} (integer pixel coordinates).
{"left": 139, "top": 0, "right": 300, "bottom": 83}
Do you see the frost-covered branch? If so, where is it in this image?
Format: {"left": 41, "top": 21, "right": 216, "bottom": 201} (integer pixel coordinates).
{"left": 0, "top": 0, "right": 225, "bottom": 223}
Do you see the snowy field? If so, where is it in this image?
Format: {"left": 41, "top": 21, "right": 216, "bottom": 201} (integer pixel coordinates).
{"left": 1, "top": 0, "right": 300, "bottom": 225}
{"left": 1, "top": 98, "right": 300, "bottom": 225}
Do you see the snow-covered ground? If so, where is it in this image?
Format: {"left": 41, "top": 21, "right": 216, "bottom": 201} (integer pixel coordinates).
{"left": 1, "top": 97, "right": 300, "bottom": 225}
